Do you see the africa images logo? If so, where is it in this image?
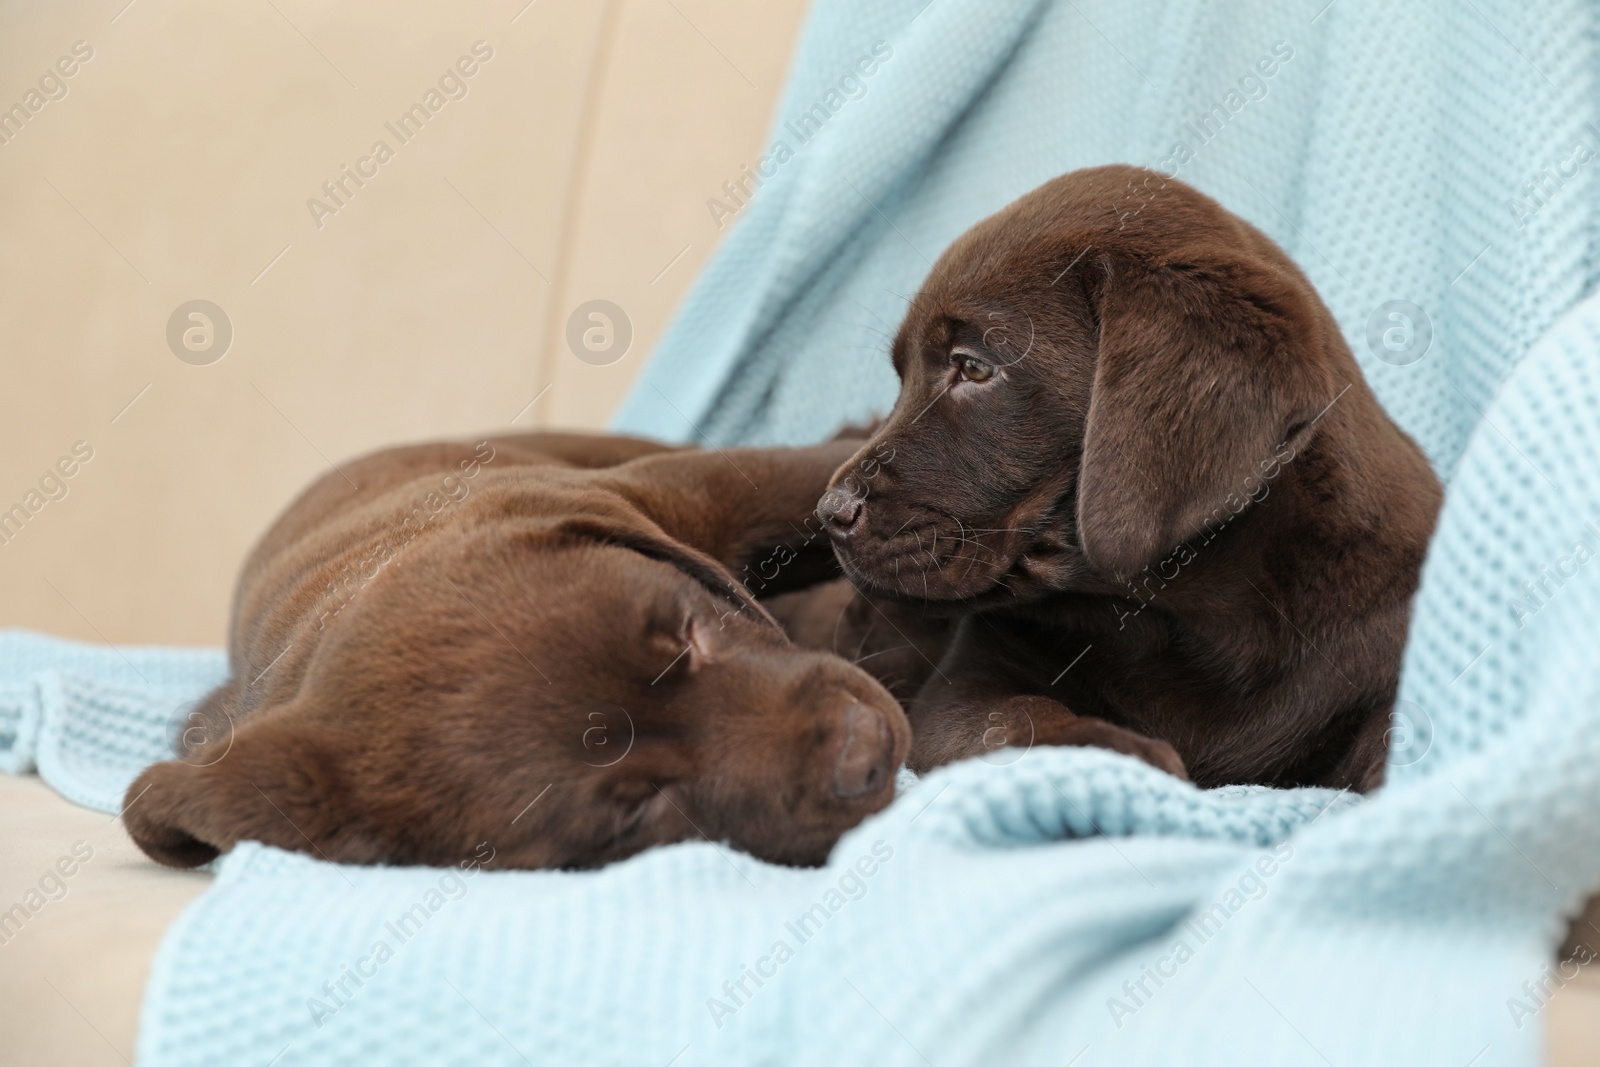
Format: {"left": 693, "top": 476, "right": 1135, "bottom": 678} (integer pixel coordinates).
{"left": 704, "top": 41, "right": 893, "bottom": 230}
{"left": 305, "top": 41, "right": 495, "bottom": 230}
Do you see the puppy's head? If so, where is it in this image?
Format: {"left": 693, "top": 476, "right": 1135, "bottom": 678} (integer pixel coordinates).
{"left": 818, "top": 165, "right": 1339, "bottom": 601}
{"left": 125, "top": 502, "right": 909, "bottom": 871}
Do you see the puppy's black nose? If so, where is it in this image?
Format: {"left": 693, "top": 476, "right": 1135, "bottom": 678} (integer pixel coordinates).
{"left": 818, "top": 486, "right": 864, "bottom": 535}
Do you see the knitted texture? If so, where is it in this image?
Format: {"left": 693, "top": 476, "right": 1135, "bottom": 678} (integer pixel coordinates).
{"left": 0, "top": 0, "right": 1594, "bottom": 1062}
{"left": 0, "top": 632, "right": 225, "bottom": 810}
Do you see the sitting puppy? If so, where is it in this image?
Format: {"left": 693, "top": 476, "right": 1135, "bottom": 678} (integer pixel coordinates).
{"left": 816, "top": 165, "right": 1442, "bottom": 791}
{"left": 125, "top": 433, "right": 909, "bottom": 871}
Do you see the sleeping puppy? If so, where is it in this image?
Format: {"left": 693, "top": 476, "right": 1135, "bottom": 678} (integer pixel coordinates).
{"left": 816, "top": 165, "right": 1442, "bottom": 791}
{"left": 124, "top": 433, "right": 909, "bottom": 871}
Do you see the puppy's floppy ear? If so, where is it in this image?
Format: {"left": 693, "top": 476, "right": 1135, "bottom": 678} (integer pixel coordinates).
{"left": 1076, "top": 254, "right": 1336, "bottom": 577}
{"left": 122, "top": 717, "right": 357, "bottom": 868}
{"left": 122, "top": 761, "right": 226, "bottom": 867}
{"left": 551, "top": 513, "right": 782, "bottom": 631}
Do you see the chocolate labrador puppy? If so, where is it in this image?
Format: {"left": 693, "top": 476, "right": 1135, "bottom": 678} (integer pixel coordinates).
{"left": 817, "top": 165, "right": 1442, "bottom": 791}
{"left": 125, "top": 433, "right": 909, "bottom": 871}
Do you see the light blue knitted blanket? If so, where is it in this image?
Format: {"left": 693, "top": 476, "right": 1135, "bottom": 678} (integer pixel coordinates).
{"left": 3, "top": 0, "right": 1597, "bottom": 1063}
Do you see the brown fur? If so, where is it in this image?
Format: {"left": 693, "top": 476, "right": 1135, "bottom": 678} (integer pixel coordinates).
{"left": 123, "top": 433, "right": 910, "bottom": 870}
{"left": 816, "top": 165, "right": 1442, "bottom": 790}
{"left": 765, "top": 580, "right": 954, "bottom": 705}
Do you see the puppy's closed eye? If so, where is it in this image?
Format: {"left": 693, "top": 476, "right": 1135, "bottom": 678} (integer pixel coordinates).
{"left": 618, "top": 788, "right": 674, "bottom": 835}
{"left": 645, "top": 612, "right": 719, "bottom": 683}
{"left": 644, "top": 627, "right": 694, "bottom": 684}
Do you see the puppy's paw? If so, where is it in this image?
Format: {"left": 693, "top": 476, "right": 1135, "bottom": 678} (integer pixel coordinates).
{"left": 910, "top": 695, "right": 1191, "bottom": 781}
{"left": 1049, "top": 716, "right": 1190, "bottom": 781}
{"left": 1122, "top": 735, "right": 1189, "bottom": 781}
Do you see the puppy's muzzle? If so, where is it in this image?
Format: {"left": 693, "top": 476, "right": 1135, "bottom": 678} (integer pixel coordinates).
{"left": 831, "top": 701, "right": 894, "bottom": 799}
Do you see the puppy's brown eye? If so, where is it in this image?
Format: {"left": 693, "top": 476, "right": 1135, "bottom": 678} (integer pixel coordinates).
{"left": 958, "top": 355, "right": 996, "bottom": 382}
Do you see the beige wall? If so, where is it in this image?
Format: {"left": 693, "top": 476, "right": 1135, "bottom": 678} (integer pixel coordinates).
{"left": 0, "top": 0, "right": 808, "bottom": 646}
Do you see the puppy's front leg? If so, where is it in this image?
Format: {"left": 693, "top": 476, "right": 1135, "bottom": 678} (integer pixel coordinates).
{"left": 600, "top": 439, "right": 864, "bottom": 586}
{"left": 908, "top": 621, "right": 1187, "bottom": 779}
{"left": 913, "top": 694, "right": 1189, "bottom": 779}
